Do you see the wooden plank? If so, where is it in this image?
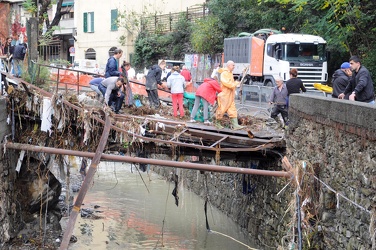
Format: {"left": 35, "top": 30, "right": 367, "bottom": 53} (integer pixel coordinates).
{"left": 162, "top": 124, "right": 279, "bottom": 146}
{"left": 170, "top": 128, "right": 188, "bottom": 141}
{"left": 210, "top": 135, "right": 229, "bottom": 148}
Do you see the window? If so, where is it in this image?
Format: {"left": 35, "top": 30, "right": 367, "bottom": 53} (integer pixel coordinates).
{"left": 129, "top": 53, "right": 133, "bottom": 65}
{"left": 62, "top": 11, "right": 74, "bottom": 20}
{"left": 83, "top": 12, "right": 94, "bottom": 33}
{"left": 85, "top": 48, "right": 96, "bottom": 60}
{"left": 111, "top": 9, "right": 118, "bottom": 31}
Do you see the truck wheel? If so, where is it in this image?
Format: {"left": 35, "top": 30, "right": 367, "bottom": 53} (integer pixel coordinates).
{"left": 265, "top": 80, "right": 274, "bottom": 87}
{"left": 262, "top": 80, "right": 273, "bottom": 102}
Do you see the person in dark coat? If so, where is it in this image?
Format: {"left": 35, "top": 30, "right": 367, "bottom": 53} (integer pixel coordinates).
{"left": 286, "top": 68, "right": 306, "bottom": 95}
{"left": 339, "top": 56, "right": 375, "bottom": 104}
{"left": 285, "top": 68, "right": 306, "bottom": 108}
{"left": 120, "top": 61, "right": 134, "bottom": 107}
{"left": 3, "top": 37, "right": 14, "bottom": 73}
{"left": 332, "top": 62, "right": 351, "bottom": 99}
{"left": 104, "top": 48, "right": 123, "bottom": 78}
{"left": 145, "top": 60, "right": 166, "bottom": 109}
{"left": 13, "top": 42, "right": 27, "bottom": 77}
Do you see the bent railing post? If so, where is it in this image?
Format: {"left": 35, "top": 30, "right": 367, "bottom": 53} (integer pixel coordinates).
{"left": 58, "top": 113, "right": 111, "bottom": 250}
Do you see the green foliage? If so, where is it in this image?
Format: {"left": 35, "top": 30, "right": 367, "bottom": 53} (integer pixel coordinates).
{"left": 129, "top": 0, "right": 376, "bottom": 85}
{"left": 132, "top": 32, "right": 167, "bottom": 70}
{"left": 132, "top": 15, "right": 194, "bottom": 70}
{"left": 168, "top": 14, "right": 194, "bottom": 58}
{"left": 22, "top": 0, "right": 38, "bottom": 16}
{"left": 39, "top": 26, "right": 59, "bottom": 46}
{"left": 269, "top": 0, "right": 376, "bottom": 86}
{"left": 191, "top": 15, "right": 223, "bottom": 54}
{"left": 22, "top": 61, "right": 52, "bottom": 90}
{"left": 51, "top": 59, "right": 72, "bottom": 68}
{"left": 361, "top": 45, "right": 376, "bottom": 91}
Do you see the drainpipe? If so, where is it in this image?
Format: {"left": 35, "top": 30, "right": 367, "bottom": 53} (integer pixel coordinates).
{"left": 5, "top": 142, "right": 292, "bottom": 178}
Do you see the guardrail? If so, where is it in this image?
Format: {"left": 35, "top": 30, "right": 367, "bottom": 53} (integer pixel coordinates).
{"left": 236, "top": 84, "right": 329, "bottom": 117}
{"left": 35, "top": 62, "right": 100, "bottom": 95}
{"left": 236, "top": 85, "right": 274, "bottom": 117}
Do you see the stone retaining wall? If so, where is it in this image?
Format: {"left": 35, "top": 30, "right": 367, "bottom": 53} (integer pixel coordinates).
{"left": 0, "top": 97, "right": 20, "bottom": 245}
{"left": 287, "top": 94, "right": 376, "bottom": 249}
{"left": 152, "top": 154, "right": 293, "bottom": 248}
{"left": 152, "top": 94, "right": 376, "bottom": 249}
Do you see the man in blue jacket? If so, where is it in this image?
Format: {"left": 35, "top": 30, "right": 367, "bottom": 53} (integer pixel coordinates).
{"left": 104, "top": 49, "right": 123, "bottom": 78}
{"left": 332, "top": 62, "right": 351, "bottom": 99}
{"left": 339, "top": 56, "right": 375, "bottom": 104}
{"left": 13, "top": 42, "right": 27, "bottom": 77}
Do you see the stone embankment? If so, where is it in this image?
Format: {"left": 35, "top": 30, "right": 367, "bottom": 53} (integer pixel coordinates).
{"left": 287, "top": 94, "right": 376, "bottom": 249}
{"left": 154, "top": 94, "right": 376, "bottom": 249}
{"left": 1, "top": 93, "right": 375, "bottom": 249}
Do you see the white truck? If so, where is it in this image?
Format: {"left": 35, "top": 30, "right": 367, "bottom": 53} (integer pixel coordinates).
{"left": 224, "top": 29, "right": 328, "bottom": 89}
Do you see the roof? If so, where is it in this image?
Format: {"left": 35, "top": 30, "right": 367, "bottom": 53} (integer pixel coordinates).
{"left": 266, "top": 33, "right": 327, "bottom": 44}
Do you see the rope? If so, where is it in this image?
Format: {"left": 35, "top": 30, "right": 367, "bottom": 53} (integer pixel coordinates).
{"left": 312, "top": 175, "right": 371, "bottom": 214}
{"left": 210, "top": 230, "right": 258, "bottom": 250}
{"left": 155, "top": 174, "right": 172, "bottom": 249}
{"left": 277, "top": 179, "right": 292, "bottom": 196}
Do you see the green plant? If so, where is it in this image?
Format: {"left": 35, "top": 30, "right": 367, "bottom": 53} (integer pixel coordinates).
{"left": 22, "top": 0, "right": 38, "bottom": 16}
{"left": 191, "top": 15, "right": 223, "bottom": 55}
{"left": 22, "top": 61, "right": 53, "bottom": 90}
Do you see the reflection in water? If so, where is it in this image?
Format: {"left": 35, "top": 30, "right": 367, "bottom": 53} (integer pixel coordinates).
{"left": 68, "top": 162, "right": 257, "bottom": 250}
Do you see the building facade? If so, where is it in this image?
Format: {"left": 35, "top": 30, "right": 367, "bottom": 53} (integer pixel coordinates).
{"left": 0, "top": 0, "right": 29, "bottom": 46}
{"left": 74, "top": 0, "right": 206, "bottom": 71}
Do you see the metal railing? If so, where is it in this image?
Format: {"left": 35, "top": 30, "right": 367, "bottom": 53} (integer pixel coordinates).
{"left": 236, "top": 85, "right": 329, "bottom": 117}
{"left": 32, "top": 61, "right": 100, "bottom": 96}
{"left": 236, "top": 85, "right": 274, "bottom": 117}
{"left": 142, "top": 5, "right": 207, "bottom": 34}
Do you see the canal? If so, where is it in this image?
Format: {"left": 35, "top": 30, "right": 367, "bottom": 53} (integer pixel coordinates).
{"left": 67, "top": 162, "right": 258, "bottom": 249}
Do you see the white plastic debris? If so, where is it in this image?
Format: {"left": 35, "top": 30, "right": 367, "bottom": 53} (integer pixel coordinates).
{"left": 41, "top": 97, "right": 52, "bottom": 133}
{"left": 139, "top": 125, "right": 146, "bottom": 136}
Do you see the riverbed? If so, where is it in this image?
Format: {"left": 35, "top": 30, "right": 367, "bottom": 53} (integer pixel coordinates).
{"left": 67, "top": 162, "right": 258, "bottom": 249}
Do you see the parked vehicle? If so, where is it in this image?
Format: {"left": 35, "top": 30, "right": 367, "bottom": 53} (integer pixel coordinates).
{"left": 224, "top": 29, "right": 328, "bottom": 89}
{"left": 158, "top": 59, "right": 185, "bottom": 80}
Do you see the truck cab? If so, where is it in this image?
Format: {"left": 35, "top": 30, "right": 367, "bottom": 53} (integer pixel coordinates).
{"left": 264, "top": 34, "right": 327, "bottom": 88}
{"left": 224, "top": 29, "right": 328, "bottom": 89}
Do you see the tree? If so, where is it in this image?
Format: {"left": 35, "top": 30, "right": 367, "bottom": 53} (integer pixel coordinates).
{"left": 190, "top": 15, "right": 223, "bottom": 55}
{"left": 270, "top": 0, "right": 376, "bottom": 87}
{"left": 22, "top": 0, "right": 72, "bottom": 36}
{"left": 132, "top": 14, "right": 195, "bottom": 70}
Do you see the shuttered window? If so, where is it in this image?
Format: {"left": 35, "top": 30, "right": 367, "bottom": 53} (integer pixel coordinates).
{"left": 111, "top": 9, "right": 118, "bottom": 31}
{"left": 83, "top": 12, "right": 94, "bottom": 33}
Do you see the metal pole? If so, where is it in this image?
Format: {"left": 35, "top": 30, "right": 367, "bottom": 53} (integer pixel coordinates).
{"left": 5, "top": 142, "right": 292, "bottom": 178}
{"left": 59, "top": 113, "right": 111, "bottom": 249}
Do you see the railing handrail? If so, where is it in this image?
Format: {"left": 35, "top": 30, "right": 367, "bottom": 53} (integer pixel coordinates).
{"left": 36, "top": 63, "right": 104, "bottom": 77}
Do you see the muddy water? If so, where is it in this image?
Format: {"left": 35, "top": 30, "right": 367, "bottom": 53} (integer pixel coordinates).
{"left": 68, "top": 162, "right": 257, "bottom": 250}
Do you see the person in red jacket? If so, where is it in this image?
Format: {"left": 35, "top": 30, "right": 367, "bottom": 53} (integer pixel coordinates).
{"left": 180, "top": 65, "right": 192, "bottom": 82}
{"left": 189, "top": 78, "right": 222, "bottom": 125}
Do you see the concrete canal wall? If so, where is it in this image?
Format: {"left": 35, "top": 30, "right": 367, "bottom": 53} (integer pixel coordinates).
{"left": 152, "top": 156, "right": 292, "bottom": 249}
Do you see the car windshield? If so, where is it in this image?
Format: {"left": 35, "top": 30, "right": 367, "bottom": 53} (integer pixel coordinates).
{"left": 282, "top": 43, "right": 326, "bottom": 62}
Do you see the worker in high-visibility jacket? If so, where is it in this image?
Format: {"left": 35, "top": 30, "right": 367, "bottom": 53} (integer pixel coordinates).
{"left": 215, "top": 60, "right": 244, "bottom": 130}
